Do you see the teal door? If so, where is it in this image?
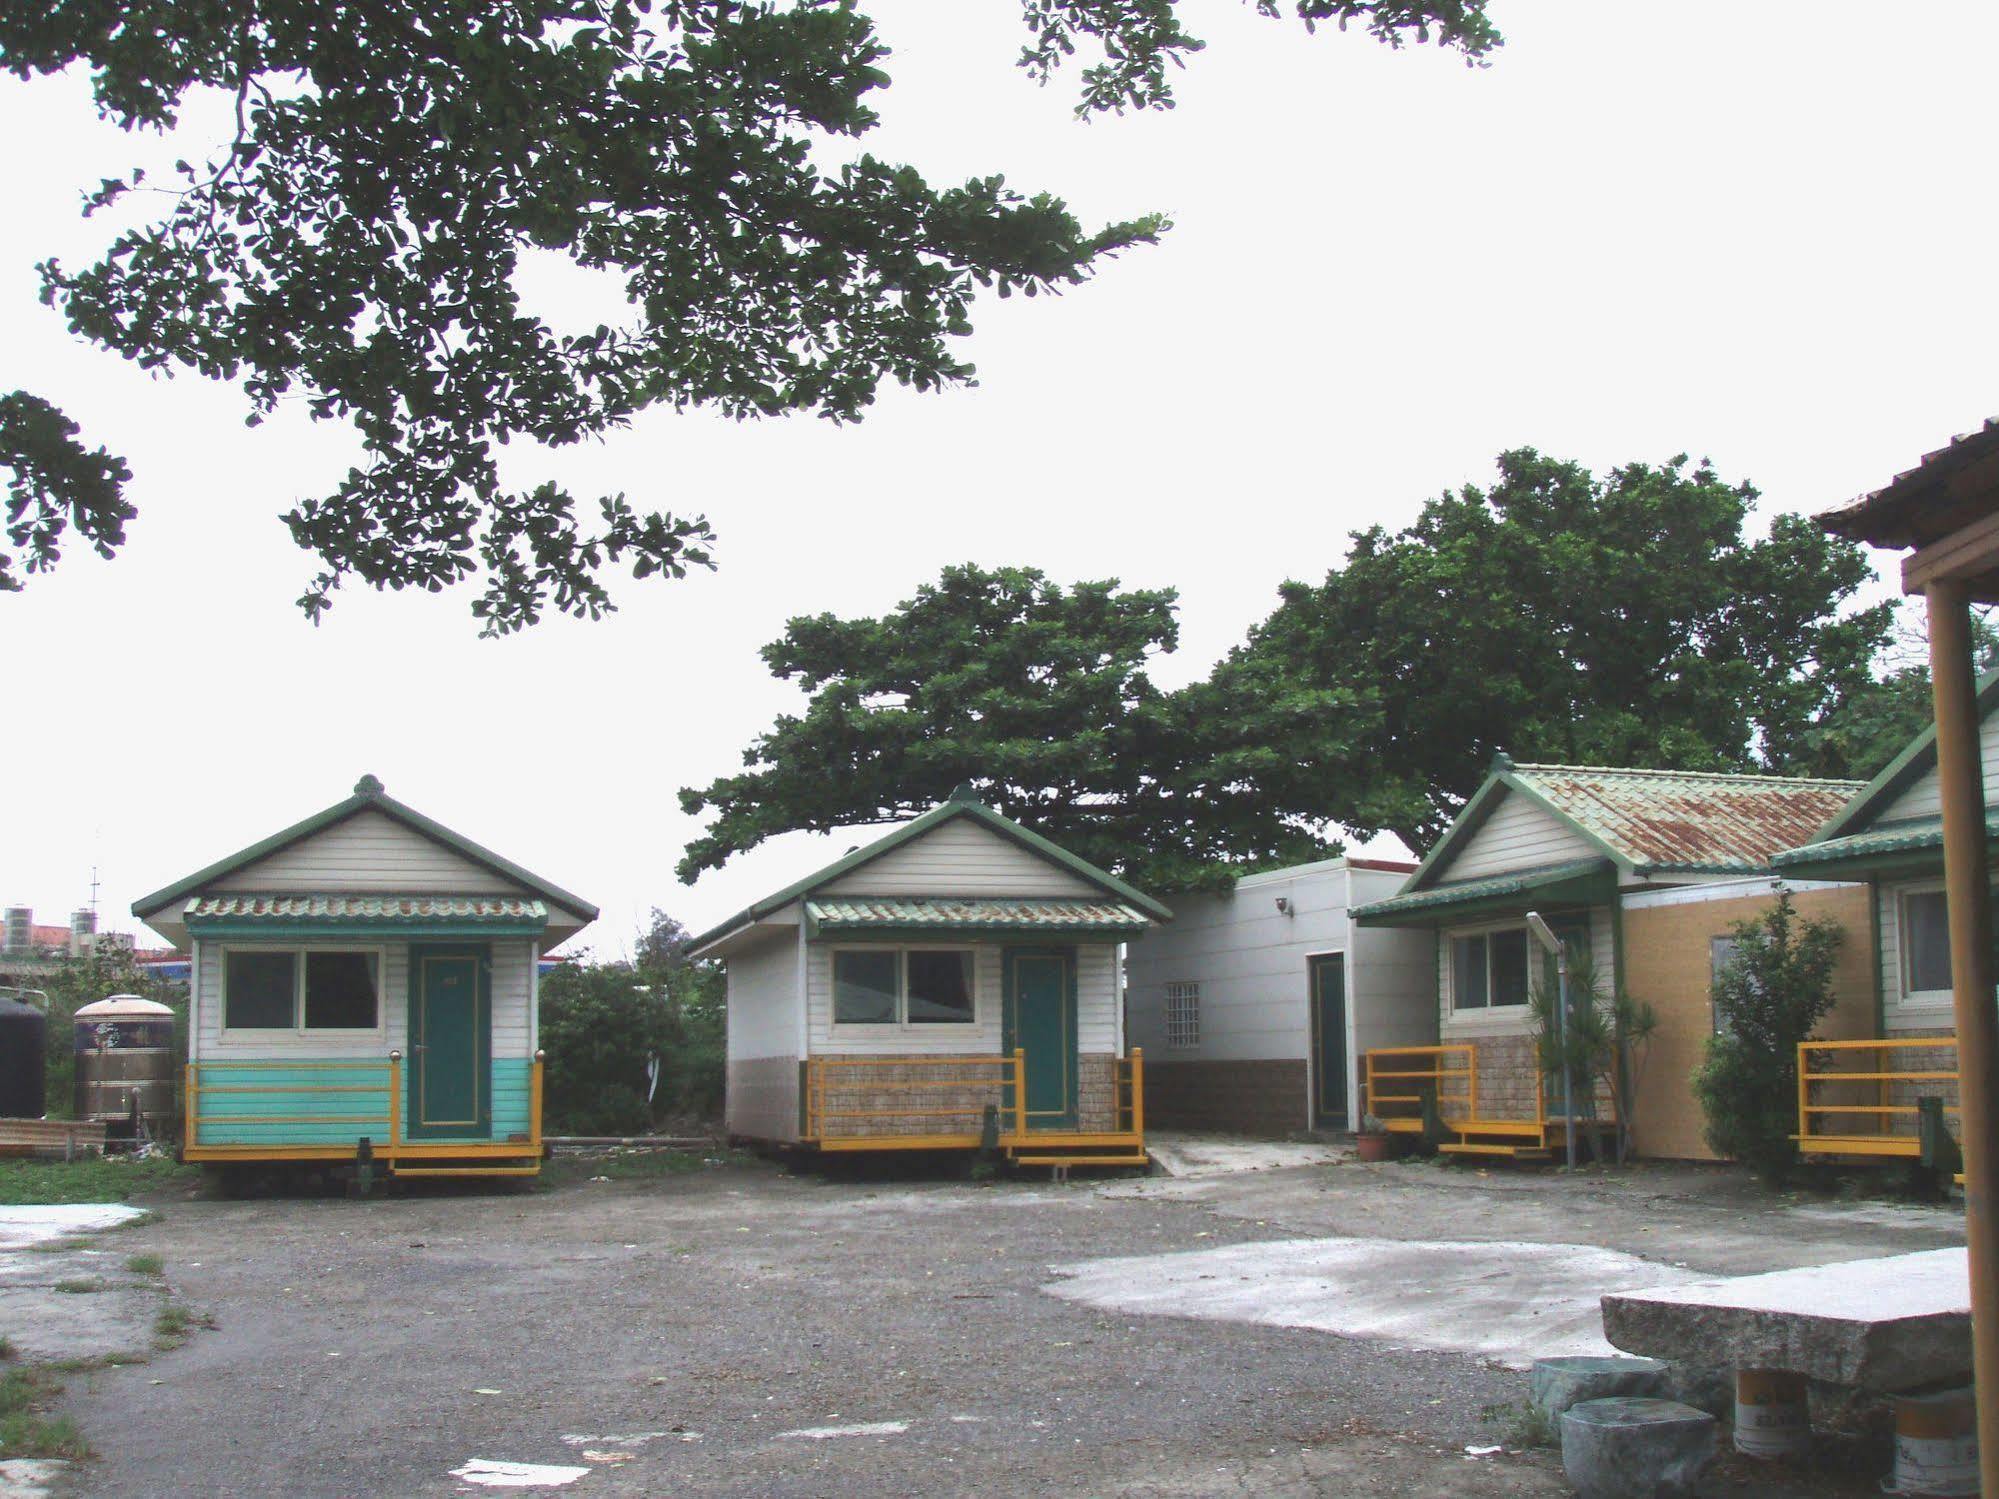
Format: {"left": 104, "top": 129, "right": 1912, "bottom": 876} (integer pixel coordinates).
{"left": 408, "top": 946, "right": 491, "bottom": 1139}
{"left": 1004, "top": 950, "right": 1077, "bottom": 1131}
{"left": 1310, "top": 953, "right": 1348, "bottom": 1130}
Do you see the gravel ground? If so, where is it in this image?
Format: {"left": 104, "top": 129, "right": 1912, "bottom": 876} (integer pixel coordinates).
{"left": 41, "top": 1154, "right": 1966, "bottom": 1497}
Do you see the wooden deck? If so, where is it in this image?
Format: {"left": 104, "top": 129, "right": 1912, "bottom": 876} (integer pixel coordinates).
{"left": 1362, "top": 1043, "right": 1617, "bottom": 1161}
{"left": 0, "top": 1117, "right": 109, "bottom": 1160}
{"left": 183, "top": 1053, "right": 546, "bottom": 1178}
{"left": 802, "top": 1049, "right": 1148, "bottom": 1170}
{"left": 1793, "top": 1036, "right": 1959, "bottom": 1163}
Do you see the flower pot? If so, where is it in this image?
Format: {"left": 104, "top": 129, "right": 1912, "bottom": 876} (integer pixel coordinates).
{"left": 1356, "top": 1131, "right": 1394, "bottom": 1162}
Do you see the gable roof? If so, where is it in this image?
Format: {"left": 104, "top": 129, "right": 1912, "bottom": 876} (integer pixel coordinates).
{"left": 687, "top": 788, "right": 1172, "bottom": 955}
{"left": 1796, "top": 669, "right": 1999, "bottom": 848}
{"left": 1404, "top": 756, "right": 1866, "bottom": 888}
{"left": 1820, "top": 416, "right": 1999, "bottom": 556}
{"left": 131, "top": 775, "right": 597, "bottom": 922}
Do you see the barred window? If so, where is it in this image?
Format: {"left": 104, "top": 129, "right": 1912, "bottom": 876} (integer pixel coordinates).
{"left": 1164, "top": 981, "right": 1200, "bottom": 1048}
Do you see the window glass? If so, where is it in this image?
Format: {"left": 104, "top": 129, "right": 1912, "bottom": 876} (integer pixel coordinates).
{"left": 1164, "top": 982, "right": 1200, "bottom": 1047}
{"left": 1709, "top": 936, "right": 1741, "bottom": 1034}
{"left": 906, "top": 950, "right": 974, "bottom": 1023}
{"left": 305, "top": 951, "right": 380, "bottom": 1029}
{"left": 225, "top": 950, "right": 296, "bottom": 1029}
{"left": 1489, "top": 928, "right": 1530, "bottom": 1007}
{"left": 1451, "top": 935, "right": 1489, "bottom": 1009}
{"left": 1904, "top": 891, "right": 1952, "bottom": 994}
{"left": 833, "top": 949, "right": 899, "bottom": 1024}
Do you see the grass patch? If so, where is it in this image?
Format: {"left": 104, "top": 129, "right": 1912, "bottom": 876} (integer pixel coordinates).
{"left": 0, "top": 1369, "right": 93, "bottom": 1461}
{"left": 0, "top": 1156, "right": 198, "bottom": 1206}
{"left": 153, "top": 1304, "right": 213, "bottom": 1351}
{"left": 44, "top": 1354, "right": 145, "bottom": 1374}
{"left": 124, "top": 1253, "right": 163, "bottom": 1277}
{"left": 51, "top": 1279, "right": 102, "bottom": 1295}
{"left": 1479, "top": 1398, "right": 1557, "bottom": 1449}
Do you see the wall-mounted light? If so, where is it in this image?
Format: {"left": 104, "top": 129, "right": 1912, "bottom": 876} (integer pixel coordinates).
{"left": 1275, "top": 896, "right": 1293, "bottom": 916}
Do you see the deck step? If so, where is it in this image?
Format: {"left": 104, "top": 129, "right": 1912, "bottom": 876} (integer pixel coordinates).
{"left": 1439, "top": 1141, "right": 1553, "bottom": 1159}
{"left": 1010, "top": 1153, "right": 1149, "bottom": 1167}
{"left": 389, "top": 1164, "right": 542, "bottom": 1177}
{"left": 1792, "top": 1135, "right": 1922, "bottom": 1158}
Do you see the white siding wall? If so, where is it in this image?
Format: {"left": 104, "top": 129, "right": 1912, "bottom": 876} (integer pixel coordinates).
{"left": 190, "top": 937, "right": 533, "bottom": 1060}
{"left": 803, "top": 939, "right": 1120, "bottom": 1055}
{"left": 1445, "top": 794, "right": 1599, "bottom": 880}
{"left": 1878, "top": 712, "right": 1999, "bottom": 821}
{"left": 1122, "top": 862, "right": 1433, "bottom": 1123}
{"left": 820, "top": 819, "right": 1100, "bottom": 898}
{"left": 1437, "top": 903, "right": 1613, "bottom": 1039}
{"left": 726, "top": 930, "right": 802, "bottom": 1061}
{"left": 220, "top": 811, "right": 525, "bottom": 893}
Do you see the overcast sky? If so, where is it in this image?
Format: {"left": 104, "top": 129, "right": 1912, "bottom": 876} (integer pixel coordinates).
{"left": 7, "top": 2, "right": 1995, "bottom": 957}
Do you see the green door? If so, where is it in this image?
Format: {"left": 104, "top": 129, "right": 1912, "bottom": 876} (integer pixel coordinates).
{"left": 1310, "top": 953, "right": 1348, "bottom": 1130}
{"left": 1004, "top": 950, "right": 1077, "bottom": 1132}
{"left": 408, "top": 946, "right": 491, "bottom": 1140}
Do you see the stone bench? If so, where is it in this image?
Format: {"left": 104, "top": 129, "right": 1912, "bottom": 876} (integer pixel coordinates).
{"left": 1600, "top": 1247, "right": 1970, "bottom": 1393}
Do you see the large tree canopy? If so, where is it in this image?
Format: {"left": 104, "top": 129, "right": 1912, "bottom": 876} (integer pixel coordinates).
{"left": 1, "top": 1, "right": 1496, "bottom": 630}
{"left": 675, "top": 563, "right": 1338, "bottom": 890}
{"left": 683, "top": 452, "right": 1897, "bottom": 889}
{"left": 1203, "top": 448, "right": 1895, "bottom": 851}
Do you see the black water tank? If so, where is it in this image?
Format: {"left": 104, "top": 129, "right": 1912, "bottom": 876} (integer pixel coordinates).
{"left": 0, "top": 994, "right": 47, "bottom": 1119}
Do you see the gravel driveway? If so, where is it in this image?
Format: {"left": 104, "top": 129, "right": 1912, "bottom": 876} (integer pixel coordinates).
{"left": 43, "top": 1155, "right": 1966, "bottom": 1497}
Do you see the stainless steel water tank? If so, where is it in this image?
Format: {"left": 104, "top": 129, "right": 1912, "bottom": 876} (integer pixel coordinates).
{"left": 0, "top": 992, "right": 46, "bottom": 1119}
{"left": 72, "top": 995, "right": 176, "bottom": 1134}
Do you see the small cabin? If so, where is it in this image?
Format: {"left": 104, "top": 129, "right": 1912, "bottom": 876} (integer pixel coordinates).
{"left": 133, "top": 775, "right": 596, "bottom": 1181}
{"left": 1353, "top": 757, "right": 1871, "bottom": 1161}
{"left": 690, "top": 788, "right": 1171, "bottom": 1169}
{"left": 1122, "top": 858, "right": 1431, "bottom": 1136}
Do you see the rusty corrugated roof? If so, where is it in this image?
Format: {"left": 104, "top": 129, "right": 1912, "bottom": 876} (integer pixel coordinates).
{"left": 804, "top": 897, "right": 1152, "bottom": 933}
{"left": 1818, "top": 416, "right": 1999, "bottom": 551}
{"left": 1510, "top": 763, "right": 1864, "bottom": 874}
{"left": 186, "top": 895, "right": 549, "bottom": 923}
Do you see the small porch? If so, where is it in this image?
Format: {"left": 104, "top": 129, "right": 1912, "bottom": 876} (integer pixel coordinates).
{"left": 1361, "top": 1042, "right": 1618, "bottom": 1160}
{"left": 802, "top": 1048, "right": 1147, "bottom": 1169}
{"left": 1794, "top": 1035, "right": 1962, "bottom": 1172}
{"left": 184, "top": 1050, "right": 546, "bottom": 1178}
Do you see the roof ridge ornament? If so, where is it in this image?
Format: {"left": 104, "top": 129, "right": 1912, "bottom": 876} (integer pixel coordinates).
{"left": 947, "top": 782, "right": 980, "bottom": 803}
{"left": 354, "top": 773, "right": 384, "bottom": 796}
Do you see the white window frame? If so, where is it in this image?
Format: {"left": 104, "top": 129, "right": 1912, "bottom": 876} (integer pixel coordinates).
{"left": 1896, "top": 882, "right": 1955, "bottom": 1010}
{"left": 1444, "top": 920, "right": 1535, "bottom": 1018}
{"left": 828, "top": 944, "right": 978, "bottom": 1030}
{"left": 217, "top": 943, "right": 388, "bottom": 1039}
{"left": 1163, "top": 981, "right": 1200, "bottom": 1049}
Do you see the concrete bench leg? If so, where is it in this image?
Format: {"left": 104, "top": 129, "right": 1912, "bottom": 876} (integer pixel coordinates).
{"left": 1531, "top": 1355, "right": 1669, "bottom": 1419}
{"left": 1560, "top": 1397, "right": 1717, "bottom": 1499}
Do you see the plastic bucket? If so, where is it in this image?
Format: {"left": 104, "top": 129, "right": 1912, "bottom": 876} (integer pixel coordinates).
{"left": 1733, "top": 1368, "right": 1809, "bottom": 1460}
{"left": 1889, "top": 1388, "right": 1978, "bottom": 1497}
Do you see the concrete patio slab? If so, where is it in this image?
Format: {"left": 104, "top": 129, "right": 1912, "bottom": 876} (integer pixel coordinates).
{"left": 1600, "top": 1247, "right": 1969, "bottom": 1391}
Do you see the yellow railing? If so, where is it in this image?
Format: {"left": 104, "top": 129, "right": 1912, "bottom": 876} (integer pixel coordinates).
{"left": 803, "top": 1048, "right": 1147, "bottom": 1147}
{"left": 182, "top": 1051, "right": 544, "bottom": 1164}
{"left": 1362, "top": 1045, "right": 1476, "bottom": 1133}
{"left": 1796, "top": 1036, "right": 1960, "bottom": 1157}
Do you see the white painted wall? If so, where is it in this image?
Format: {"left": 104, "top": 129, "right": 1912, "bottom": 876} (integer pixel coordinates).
{"left": 1122, "top": 862, "right": 1433, "bottom": 1123}
{"left": 218, "top": 810, "right": 526, "bottom": 893}
{"left": 1876, "top": 711, "right": 1999, "bottom": 821}
{"left": 190, "top": 936, "right": 533, "bottom": 1061}
{"left": 802, "top": 938, "right": 1121, "bottom": 1055}
{"left": 725, "top": 927, "right": 804, "bottom": 1061}
{"left": 820, "top": 817, "right": 1101, "bottom": 898}
{"left": 1444, "top": 792, "right": 1599, "bottom": 881}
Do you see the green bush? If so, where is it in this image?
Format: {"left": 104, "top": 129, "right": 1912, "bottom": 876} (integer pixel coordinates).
{"left": 538, "top": 911, "right": 724, "bottom": 1135}
{"left": 1693, "top": 891, "right": 1841, "bottom": 1185}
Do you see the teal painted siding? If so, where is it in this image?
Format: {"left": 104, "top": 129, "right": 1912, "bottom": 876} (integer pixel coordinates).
{"left": 194, "top": 1057, "right": 535, "bottom": 1147}
{"left": 492, "top": 1057, "right": 533, "bottom": 1137}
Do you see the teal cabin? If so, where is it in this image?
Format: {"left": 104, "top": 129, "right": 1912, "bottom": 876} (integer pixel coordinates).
{"left": 133, "top": 775, "right": 596, "bottom": 1180}
{"left": 689, "top": 788, "right": 1170, "bottom": 1170}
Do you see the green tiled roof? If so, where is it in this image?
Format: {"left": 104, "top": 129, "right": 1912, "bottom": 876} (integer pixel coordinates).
{"left": 185, "top": 895, "right": 549, "bottom": 924}
{"left": 1351, "top": 858, "right": 1614, "bottom": 926}
{"left": 803, "top": 897, "right": 1151, "bottom": 934}
{"left": 1773, "top": 814, "right": 1999, "bottom": 875}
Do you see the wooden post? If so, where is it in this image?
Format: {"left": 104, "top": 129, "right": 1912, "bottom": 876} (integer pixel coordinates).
{"left": 1136, "top": 1048, "right": 1147, "bottom": 1136}
{"left": 530, "top": 1049, "right": 545, "bottom": 1151}
{"left": 387, "top": 1052, "right": 401, "bottom": 1161}
{"left": 1012, "top": 1047, "right": 1027, "bottom": 1143}
{"left": 1924, "top": 577, "right": 1999, "bottom": 1498}
{"left": 183, "top": 1063, "right": 196, "bottom": 1157}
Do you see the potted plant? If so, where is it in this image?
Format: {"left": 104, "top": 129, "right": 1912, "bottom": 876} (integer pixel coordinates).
{"left": 1356, "top": 1113, "right": 1395, "bottom": 1163}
